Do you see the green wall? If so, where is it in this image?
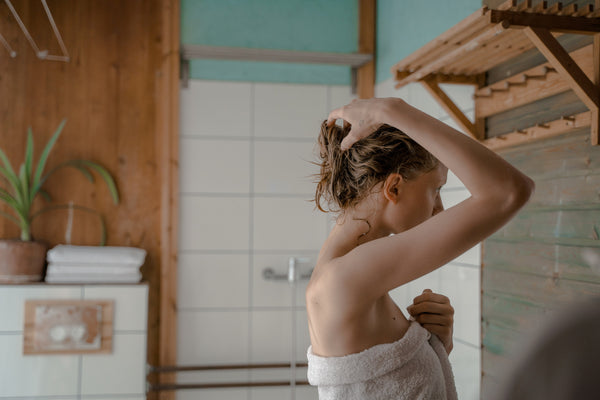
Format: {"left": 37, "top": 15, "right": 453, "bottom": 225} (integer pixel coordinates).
{"left": 180, "top": 0, "right": 483, "bottom": 84}
{"left": 181, "top": 0, "right": 358, "bottom": 84}
{"left": 376, "top": 0, "right": 481, "bottom": 83}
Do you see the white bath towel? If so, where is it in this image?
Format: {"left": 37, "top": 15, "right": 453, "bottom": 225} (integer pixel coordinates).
{"left": 45, "top": 271, "right": 142, "bottom": 283}
{"left": 47, "top": 245, "right": 146, "bottom": 266}
{"left": 307, "top": 321, "right": 457, "bottom": 400}
{"left": 46, "top": 263, "right": 141, "bottom": 275}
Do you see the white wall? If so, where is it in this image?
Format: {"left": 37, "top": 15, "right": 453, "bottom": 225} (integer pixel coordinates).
{"left": 0, "top": 284, "right": 148, "bottom": 399}
{"left": 178, "top": 81, "right": 355, "bottom": 400}
{"left": 376, "top": 77, "right": 481, "bottom": 400}
{"left": 178, "top": 79, "right": 480, "bottom": 400}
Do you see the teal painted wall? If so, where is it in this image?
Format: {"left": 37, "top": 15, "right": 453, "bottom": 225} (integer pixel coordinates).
{"left": 181, "top": 0, "right": 483, "bottom": 85}
{"left": 376, "top": 0, "right": 481, "bottom": 83}
{"left": 181, "top": 0, "right": 358, "bottom": 84}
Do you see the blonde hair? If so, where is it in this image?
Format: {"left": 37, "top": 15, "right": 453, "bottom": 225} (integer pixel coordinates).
{"left": 314, "top": 121, "right": 438, "bottom": 214}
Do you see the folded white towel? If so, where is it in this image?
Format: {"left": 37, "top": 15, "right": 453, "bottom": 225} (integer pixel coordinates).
{"left": 307, "top": 321, "right": 457, "bottom": 400}
{"left": 47, "top": 245, "right": 146, "bottom": 266}
{"left": 45, "top": 271, "right": 142, "bottom": 283}
{"left": 47, "top": 264, "right": 140, "bottom": 275}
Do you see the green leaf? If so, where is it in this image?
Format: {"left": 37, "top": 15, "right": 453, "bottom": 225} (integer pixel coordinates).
{"left": 0, "top": 165, "right": 24, "bottom": 205}
{"left": 32, "top": 119, "right": 66, "bottom": 196}
{"left": 38, "top": 188, "right": 52, "bottom": 202}
{"left": 0, "top": 188, "right": 28, "bottom": 227}
{"left": 18, "top": 163, "right": 30, "bottom": 210}
{"left": 69, "top": 160, "right": 119, "bottom": 204}
{"left": 31, "top": 204, "right": 107, "bottom": 245}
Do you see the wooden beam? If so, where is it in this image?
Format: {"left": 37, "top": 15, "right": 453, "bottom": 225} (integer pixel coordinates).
{"left": 357, "top": 0, "right": 375, "bottom": 99}
{"left": 489, "top": 9, "right": 600, "bottom": 35}
{"left": 421, "top": 77, "right": 478, "bottom": 139}
{"left": 593, "top": 33, "right": 600, "bottom": 145}
{"left": 156, "top": 0, "right": 180, "bottom": 399}
{"left": 524, "top": 27, "right": 600, "bottom": 112}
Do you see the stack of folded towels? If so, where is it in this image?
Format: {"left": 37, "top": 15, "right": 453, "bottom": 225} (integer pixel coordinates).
{"left": 45, "top": 245, "right": 146, "bottom": 283}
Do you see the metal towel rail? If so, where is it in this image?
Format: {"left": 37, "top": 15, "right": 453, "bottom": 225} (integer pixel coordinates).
{"left": 147, "top": 362, "right": 309, "bottom": 392}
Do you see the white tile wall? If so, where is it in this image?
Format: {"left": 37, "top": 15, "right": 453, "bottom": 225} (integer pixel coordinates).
{"left": 0, "top": 284, "right": 148, "bottom": 399}
{"left": 254, "top": 83, "right": 327, "bottom": 139}
{"left": 251, "top": 310, "right": 292, "bottom": 363}
{"left": 180, "top": 138, "right": 251, "bottom": 193}
{"left": 179, "top": 196, "right": 250, "bottom": 251}
{"left": 81, "top": 334, "right": 147, "bottom": 395}
{"left": 253, "top": 141, "right": 317, "bottom": 195}
{"left": 0, "top": 335, "right": 79, "bottom": 397}
{"left": 179, "top": 253, "right": 250, "bottom": 308}
{"left": 177, "top": 310, "right": 250, "bottom": 365}
{"left": 180, "top": 80, "right": 252, "bottom": 137}
{"left": 253, "top": 197, "right": 328, "bottom": 250}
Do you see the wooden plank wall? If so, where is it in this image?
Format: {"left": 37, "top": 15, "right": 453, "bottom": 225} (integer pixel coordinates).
{"left": 482, "top": 129, "right": 600, "bottom": 391}
{"left": 0, "top": 0, "right": 179, "bottom": 391}
{"left": 480, "top": 0, "right": 600, "bottom": 394}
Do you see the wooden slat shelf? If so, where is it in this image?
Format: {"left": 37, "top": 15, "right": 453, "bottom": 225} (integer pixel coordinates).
{"left": 390, "top": 0, "right": 600, "bottom": 147}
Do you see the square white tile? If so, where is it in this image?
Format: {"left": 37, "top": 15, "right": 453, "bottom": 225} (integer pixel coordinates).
{"left": 180, "top": 80, "right": 252, "bottom": 137}
{"left": 406, "top": 83, "right": 447, "bottom": 119}
{"left": 0, "top": 334, "right": 79, "bottom": 396}
{"left": 296, "top": 310, "right": 311, "bottom": 362}
{"left": 440, "top": 188, "right": 471, "bottom": 209}
{"left": 296, "top": 385, "right": 319, "bottom": 400}
{"left": 250, "top": 387, "right": 291, "bottom": 400}
{"left": 81, "top": 334, "right": 147, "bottom": 395}
{"left": 180, "top": 138, "right": 250, "bottom": 194}
{"left": 254, "top": 83, "right": 327, "bottom": 139}
{"left": 178, "top": 253, "right": 250, "bottom": 309}
{"left": 444, "top": 170, "right": 466, "bottom": 190}
{"left": 439, "top": 83, "right": 475, "bottom": 112}
{"left": 251, "top": 310, "right": 292, "bottom": 363}
{"left": 449, "top": 341, "right": 481, "bottom": 400}
{"left": 389, "top": 284, "right": 410, "bottom": 311}
{"left": 253, "top": 253, "right": 315, "bottom": 308}
{"left": 83, "top": 284, "right": 148, "bottom": 331}
{"left": 179, "top": 196, "right": 250, "bottom": 251}
{"left": 253, "top": 197, "right": 328, "bottom": 251}
{"left": 374, "top": 77, "right": 401, "bottom": 100}
{"left": 176, "top": 388, "right": 248, "bottom": 400}
{"left": 177, "top": 311, "right": 249, "bottom": 364}
{"left": 406, "top": 269, "right": 442, "bottom": 301}
{"left": 328, "top": 85, "right": 355, "bottom": 110}
{"left": 253, "top": 141, "right": 318, "bottom": 195}
{"left": 453, "top": 243, "right": 481, "bottom": 266}
{"left": 0, "top": 285, "right": 81, "bottom": 332}
{"left": 440, "top": 265, "right": 481, "bottom": 346}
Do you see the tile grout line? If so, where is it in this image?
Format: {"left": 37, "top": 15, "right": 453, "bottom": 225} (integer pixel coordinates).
{"left": 247, "top": 81, "right": 255, "bottom": 397}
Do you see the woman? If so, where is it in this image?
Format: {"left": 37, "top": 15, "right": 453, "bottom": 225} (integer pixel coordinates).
{"left": 306, "top": 98, "right": 534, "bottom": 399}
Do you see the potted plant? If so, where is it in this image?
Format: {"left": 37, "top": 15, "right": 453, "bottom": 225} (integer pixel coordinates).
{"left": 0, "top": 119, "right": 119, "bottom": 283}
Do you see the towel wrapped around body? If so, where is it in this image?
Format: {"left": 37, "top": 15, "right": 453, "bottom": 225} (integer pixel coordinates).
{"left": 307, "top": 321, "right": 457, "bottom": 400}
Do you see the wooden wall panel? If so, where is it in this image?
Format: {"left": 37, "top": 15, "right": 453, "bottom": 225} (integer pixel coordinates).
{"left": 0, "top": 0, "right": 179, "bottom": 388}
{"left": 482, "top": 130, "right": 600, "bottom": 388}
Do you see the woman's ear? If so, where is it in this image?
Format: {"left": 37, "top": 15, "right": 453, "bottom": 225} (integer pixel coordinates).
{"left": 383, "top": 173, "right": 404, "bottom": 204}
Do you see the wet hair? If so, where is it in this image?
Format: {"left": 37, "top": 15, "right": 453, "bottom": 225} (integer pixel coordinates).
{"left": 314, "top": 121, "right": 438, "bottom": 214}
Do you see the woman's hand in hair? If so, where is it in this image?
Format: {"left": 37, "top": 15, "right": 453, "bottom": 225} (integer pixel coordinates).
{"left": 407, "top": 289, "right": 454, "bottom": 354}
{"left": 327, "top": 98, "right": 405, "bottom": 151}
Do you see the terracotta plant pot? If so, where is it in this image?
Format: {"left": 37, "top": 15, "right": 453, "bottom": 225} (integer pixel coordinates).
{"left": 0, "top": 240, "right": 48, "bottom": 283}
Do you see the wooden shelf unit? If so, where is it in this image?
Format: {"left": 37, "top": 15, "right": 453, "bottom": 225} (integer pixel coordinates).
{"left": 390, "top": 0, "right": 600, "bottom": 149}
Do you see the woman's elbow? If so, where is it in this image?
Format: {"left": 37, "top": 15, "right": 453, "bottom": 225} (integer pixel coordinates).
{"left": 505, "top": 174, "right": 535, "bottom": 211}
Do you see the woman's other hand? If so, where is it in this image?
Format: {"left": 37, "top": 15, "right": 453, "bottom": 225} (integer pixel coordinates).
{"left": 407, "top": 289, "right": 454, "bottom": 354}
